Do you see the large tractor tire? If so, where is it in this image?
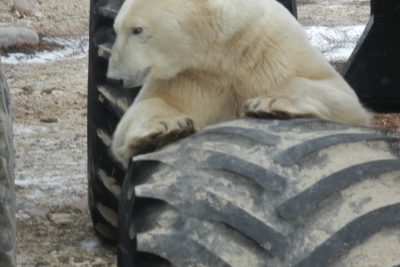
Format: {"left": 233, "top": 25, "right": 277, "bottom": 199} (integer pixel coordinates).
{"left": 118, "top": 118, "right": 400, "bottom": 266}
{"left": 0, "top": 61, "right": 16, "bottom": 267}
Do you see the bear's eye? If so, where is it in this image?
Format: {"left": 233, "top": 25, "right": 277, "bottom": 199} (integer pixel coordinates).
{"left": 131, "top": 27, "right": 143, "bottom": 35}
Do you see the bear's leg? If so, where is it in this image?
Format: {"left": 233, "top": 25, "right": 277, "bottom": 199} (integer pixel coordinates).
{"left": 112, "top": 98, "right": 195, "bottom": 168}
{"left": 243, "top": 77, "right": 371, "bottom": 126}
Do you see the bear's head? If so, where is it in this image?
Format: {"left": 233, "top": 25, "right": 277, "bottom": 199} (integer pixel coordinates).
{"left": 107, "top": 0, "right": 201, "bottom": 88}
{"left": 106, "top": 0, "right": 256, "bottom": 88}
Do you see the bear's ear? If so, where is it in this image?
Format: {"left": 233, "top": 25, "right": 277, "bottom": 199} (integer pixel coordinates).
{"left": 131, "top": 27, "right": 144, "bottom": 35}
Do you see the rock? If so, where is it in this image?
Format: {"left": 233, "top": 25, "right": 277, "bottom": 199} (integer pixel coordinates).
{"left": 16, "top": 212, "right": 31, "bottom": 220}
{"left": 12, "top": 0, "right": 43, "bottom": 18}
{"left": 0, "top": 27, "right": 39, "bottom": 49}
{"left": 39, "top": 117, "right": 58, "bottom": 123}
{"left": 16, "top": 202, "right": 49, "bottom": 217}
{"left": 67, "top": 197, "right": 89, "bottom": 212}
{"left": 48, "top": 213, "right": 73, "bottom": 225}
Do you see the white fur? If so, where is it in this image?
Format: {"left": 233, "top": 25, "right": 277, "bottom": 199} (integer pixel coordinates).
{"left": 107, "top": 0, "right": 371, "bottom": 167}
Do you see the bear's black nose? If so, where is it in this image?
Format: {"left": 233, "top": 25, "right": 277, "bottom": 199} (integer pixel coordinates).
{"left": 107, "top": 78, "right": 124, "bottom": 87}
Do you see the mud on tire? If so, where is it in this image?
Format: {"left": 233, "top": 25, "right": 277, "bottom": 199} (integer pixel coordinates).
{"left": 0, "top": 61, "right": 16, "bottom": 267}
{"left": 119, "top": 118, "right": 400, "bottom": 266}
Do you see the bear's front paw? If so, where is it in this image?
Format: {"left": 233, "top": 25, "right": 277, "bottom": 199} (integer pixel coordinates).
{"left": 112, "top": 116, "right": 195, "bottom": 168}
{"left": 243, "top": 96, "right": 311, "bottom": 119}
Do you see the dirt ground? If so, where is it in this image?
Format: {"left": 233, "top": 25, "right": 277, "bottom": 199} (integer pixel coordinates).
{"left": 1, "top": 0, "right": 400, "bottom": 266}
{"left": 2, "top": 0, "right": 118, "bottom": 266}
{"left": 0, "top": 0, "right": 89, "bottom": 36}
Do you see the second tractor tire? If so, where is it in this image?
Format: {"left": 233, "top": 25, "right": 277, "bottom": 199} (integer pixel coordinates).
{"left": 0, "top": 61, "right": 16, "bottom": 267}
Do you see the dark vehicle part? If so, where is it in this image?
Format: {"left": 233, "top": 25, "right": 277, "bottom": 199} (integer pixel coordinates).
{"left": 344, "top": 0, "right": 400, "bottom": 112}
{"left": 88, "top": 0, "right": 132, "bottom": 241}
{"left": 280, "top": 0, "right": 297, "bottom": 18}
{"left": 0, "top": 60, "right": 16, "bottom": 267}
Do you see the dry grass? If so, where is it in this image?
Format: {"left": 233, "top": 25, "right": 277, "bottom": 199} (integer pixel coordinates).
{"left": 374, "top": 114, "right": 400, "bottom": 132}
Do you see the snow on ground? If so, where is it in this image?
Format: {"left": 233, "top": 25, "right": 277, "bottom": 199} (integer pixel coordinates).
{"left": 1, "top": 36, "right": 89, "bottom": 64}
{"left": 13, "top": 122, "right": 87, "bottom": 206}
{"left": 305, "top": 25, "right": 366, "bottom": 61}
{"left": 1, "top": 25, "right": 366, "bottom": 65}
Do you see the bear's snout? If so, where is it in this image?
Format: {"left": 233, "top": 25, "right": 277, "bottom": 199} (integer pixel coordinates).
{"left": 107, "top": 63, "right": 150, "bottom": 89}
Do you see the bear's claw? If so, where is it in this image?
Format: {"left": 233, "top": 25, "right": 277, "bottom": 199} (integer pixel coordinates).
{"left": 112, "top": 116, "right": 195, "bottom": 168}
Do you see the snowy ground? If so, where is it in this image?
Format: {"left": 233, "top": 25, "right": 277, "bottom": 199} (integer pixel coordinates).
{"left": 305, "top": 25, "right": 366, "bottom": 61}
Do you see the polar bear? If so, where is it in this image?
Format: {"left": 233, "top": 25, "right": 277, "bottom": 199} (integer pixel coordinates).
{"left": 107, "top": 0, "right": 371, "bottom": 167}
